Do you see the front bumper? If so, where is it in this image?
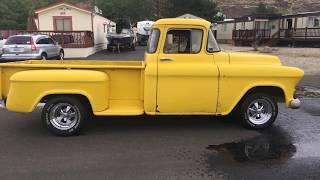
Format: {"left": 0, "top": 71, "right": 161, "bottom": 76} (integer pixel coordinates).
{"left": 0, "top": 100, "right": 6, "bottom": 109}
{"left": 1, "top": 54, "right": 41, "bottom": 61}
{"left": 289, "top": 98, "right": 301, "bottom": 109}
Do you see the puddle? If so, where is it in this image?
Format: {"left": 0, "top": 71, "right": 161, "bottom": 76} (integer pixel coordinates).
{"left": 206, "top": 126, "right": 296, "bottom": 163}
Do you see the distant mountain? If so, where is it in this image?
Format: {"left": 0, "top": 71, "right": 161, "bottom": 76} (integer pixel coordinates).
{"left": 215, "top": 0, "right": 320, "bottom": 18}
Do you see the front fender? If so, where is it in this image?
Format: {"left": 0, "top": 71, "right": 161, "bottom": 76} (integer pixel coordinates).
{"left": 6, "top": 70, "right": 109, "bottom": 113}
{"left": 217, "top": 65, "right": 304, "bottom": 115}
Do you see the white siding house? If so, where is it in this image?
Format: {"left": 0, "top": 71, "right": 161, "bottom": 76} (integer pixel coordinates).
{"left": 215, "top": 11, "right": 320, "bottom": 46}
{"left": 34, "top": 2, "right": 115, "bottom": 58}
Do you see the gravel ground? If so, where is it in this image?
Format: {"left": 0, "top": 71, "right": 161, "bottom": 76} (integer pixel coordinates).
{"left": 219, "top": 44, "right": 320, "bottom": 76}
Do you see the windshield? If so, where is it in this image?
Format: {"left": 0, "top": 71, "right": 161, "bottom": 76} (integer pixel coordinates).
{"left": 147, "top": 28, "right": 160, "bottom": 53}
{"left": 207, "top": 29, "right": 220, "bottom": 52}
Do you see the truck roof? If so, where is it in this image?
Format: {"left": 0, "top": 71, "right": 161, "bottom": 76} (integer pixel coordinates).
{"left": 154, "top": 18, "right": 211, "bottom": 27}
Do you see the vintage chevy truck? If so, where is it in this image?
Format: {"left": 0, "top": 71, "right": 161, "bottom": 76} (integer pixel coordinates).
{"left": 0, "top": 19, "right": 304, "bottom": 136}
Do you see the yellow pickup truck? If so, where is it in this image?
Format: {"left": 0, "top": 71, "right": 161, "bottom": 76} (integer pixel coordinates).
{"left": 0, "top": 19, "right": 304, "bottom": 136}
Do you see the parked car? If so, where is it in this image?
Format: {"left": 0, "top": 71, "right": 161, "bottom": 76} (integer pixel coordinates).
{"left": 1, "top": 34, "right": 64, "bottom": 61}
{"left": 0, "top": 35, "right": 6, "bottom": 56}
{"left": 0, "top": 18, "right": 304, "bottom": 136}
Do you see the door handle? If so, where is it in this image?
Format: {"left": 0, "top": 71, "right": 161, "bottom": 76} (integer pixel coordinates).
{"left": 160, "top": 57, "right": 174, "bottom": 61}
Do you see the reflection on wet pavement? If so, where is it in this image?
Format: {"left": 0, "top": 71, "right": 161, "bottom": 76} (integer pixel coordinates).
{"left": 206, "top": 126, "right": 296, "bottom": 163}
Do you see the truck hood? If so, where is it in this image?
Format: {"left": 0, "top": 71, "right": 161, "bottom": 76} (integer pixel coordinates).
{"left": 228, "top": 52, "right": 282, "bottom": 66}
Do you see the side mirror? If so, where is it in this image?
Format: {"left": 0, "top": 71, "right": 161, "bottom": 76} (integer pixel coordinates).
{"left": 55, "top": 42, "right": 59, "bottom": 46}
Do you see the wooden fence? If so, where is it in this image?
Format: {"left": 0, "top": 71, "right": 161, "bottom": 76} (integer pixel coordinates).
{"left": 0, "top": 30, "right": 94, "bottom": 48}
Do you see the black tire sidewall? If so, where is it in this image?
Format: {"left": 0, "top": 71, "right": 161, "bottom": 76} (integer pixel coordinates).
{"left": 240, "top": 93, "right": 278, "bottom": 129}
{"left": 42, "top": 97, "right": 87, "bottom": 136}
{"left": 41, "top": 53, "right": 47, "bottom": 60}
{"left": 59, "top": 51, "right": 64, "bottom": 60}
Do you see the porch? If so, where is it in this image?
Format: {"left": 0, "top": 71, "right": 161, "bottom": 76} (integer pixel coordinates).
{"left": 279, "top": 28, "right": 320, "bottom": 40}
{"left": 232, "top": 27, "right": 320, "bottom": 47}
{"left": 232, "top": 29, "right": 271, "bottom": 46}
{"left": 0, "top": 30, "right": 94, "bottom": 48}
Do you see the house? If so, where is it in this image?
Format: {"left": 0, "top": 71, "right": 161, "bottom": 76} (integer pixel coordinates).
{"left": 32, "top": 2, "right": 116, "bottom": 58}
{"left": 215, "top": 11, "right": 320, "bottom": 47}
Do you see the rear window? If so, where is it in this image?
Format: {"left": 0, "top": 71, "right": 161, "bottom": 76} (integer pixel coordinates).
{"left": 6, "top": 36, "right": 32, "bottom": 45}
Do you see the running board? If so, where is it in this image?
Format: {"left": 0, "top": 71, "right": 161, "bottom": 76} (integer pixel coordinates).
{"left": 94, "top": 100, "right": 144, "bottom": 116}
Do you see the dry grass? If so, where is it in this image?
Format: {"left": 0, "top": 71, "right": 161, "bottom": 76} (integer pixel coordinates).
{"left": 219, "top": 44, "right": 320, "bottom": 75}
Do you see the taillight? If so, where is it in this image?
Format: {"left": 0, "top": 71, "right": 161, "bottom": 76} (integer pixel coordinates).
{"left": 31, "top": 38, "right": 37, "bottom": 52}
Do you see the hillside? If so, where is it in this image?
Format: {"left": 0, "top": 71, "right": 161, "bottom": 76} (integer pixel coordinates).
{"left": 216, "top": 0, "right": 320, "bottom": 18}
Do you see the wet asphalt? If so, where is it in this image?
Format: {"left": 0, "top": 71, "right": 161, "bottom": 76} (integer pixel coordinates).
{"left": 0, "top": 47, "right": 319, "bottom": 180}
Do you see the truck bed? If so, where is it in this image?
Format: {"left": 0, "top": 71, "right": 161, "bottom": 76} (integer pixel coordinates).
{"left": 0, "top": 60, "right": 146, "bottom": 115}
{"left": 0, "top": 60, "right": 145, "bottom": 69}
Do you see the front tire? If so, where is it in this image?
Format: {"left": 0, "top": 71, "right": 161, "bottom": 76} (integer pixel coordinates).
{"left": 239, "top": 93, "right": 278, "bottom": 129}
{"left": 42, "top": 96, "right": 90, "bottom": 136}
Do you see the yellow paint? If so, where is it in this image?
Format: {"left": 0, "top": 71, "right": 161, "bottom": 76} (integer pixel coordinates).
{"left": 0, "top": 18, "right": 304, "bottom": 117}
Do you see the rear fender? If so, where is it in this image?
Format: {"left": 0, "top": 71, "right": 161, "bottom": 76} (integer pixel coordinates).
{"left": 6, "top": 70, "right": 109, "bottom": 113}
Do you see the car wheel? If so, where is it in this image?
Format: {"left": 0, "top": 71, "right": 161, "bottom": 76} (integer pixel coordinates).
{"left": 57, "top": 50, "right": 64, "bottom": 60}
{"left": 42, "top": 96, "right": 90, "bottom": 136}
{"left": 239, "top": 93, "right": 278, "bottom": 129}
{"left": 41, "top": 53, "right": 47, "bottom": 60}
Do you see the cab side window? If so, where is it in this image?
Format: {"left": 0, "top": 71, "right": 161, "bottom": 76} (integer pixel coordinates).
{"left": 164, "top": 29, "right": 203, "bottom": 54}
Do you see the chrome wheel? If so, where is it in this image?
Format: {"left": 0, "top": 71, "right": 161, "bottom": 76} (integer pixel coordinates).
{"left": 247, "top": 99, "right": 272, "bottom": 125}
{"left": 49, "top": 103, "right": 80, "bottom": 131}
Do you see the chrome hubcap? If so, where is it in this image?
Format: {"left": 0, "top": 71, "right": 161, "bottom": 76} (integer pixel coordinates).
{"left": 247, "top": 99, "right": 272, "bottom": 125}
{"left": 60, "top": 52, "right": 64, "bottom": 60}
{"left": 49, "top": 103, "right": 79, "bottom": 130}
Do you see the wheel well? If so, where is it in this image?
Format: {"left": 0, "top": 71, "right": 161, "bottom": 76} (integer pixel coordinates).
{"left": 41, "top": 52, "right": 47, "bottom": 57}
{"left": 243, "top": 86, "right": 285, "bottom": 102}
{"left": 40, "top": 94, "right": 92, "bottom": 112}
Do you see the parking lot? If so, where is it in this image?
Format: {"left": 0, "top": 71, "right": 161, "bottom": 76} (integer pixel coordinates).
{"left": 0, "top": 46, "right": 320, "bottom": 180}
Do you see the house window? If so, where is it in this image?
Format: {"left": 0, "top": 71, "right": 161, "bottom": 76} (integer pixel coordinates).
{"left": 54, "top": 16, "right": 72, "bottom": 31}
{"left": 314, "top": 18, "right": 320, "bottom": 27}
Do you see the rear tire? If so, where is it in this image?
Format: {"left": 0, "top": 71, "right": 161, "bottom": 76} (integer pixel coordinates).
{"left": 41, "top": 53, "right": 47, "bottom": 60}
{"left": 57, "top": 50, "right": 64, "bottom": 60}
{"left": 239, "top": 93, "right": 278, "bottom": 129}
{"left": 42, "top": 96, "right": 90, "bottom": 136}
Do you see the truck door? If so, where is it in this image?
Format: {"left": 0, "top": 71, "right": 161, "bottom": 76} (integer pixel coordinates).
{"left": 156, "top": 25, "right": 219, "bottom": 114}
